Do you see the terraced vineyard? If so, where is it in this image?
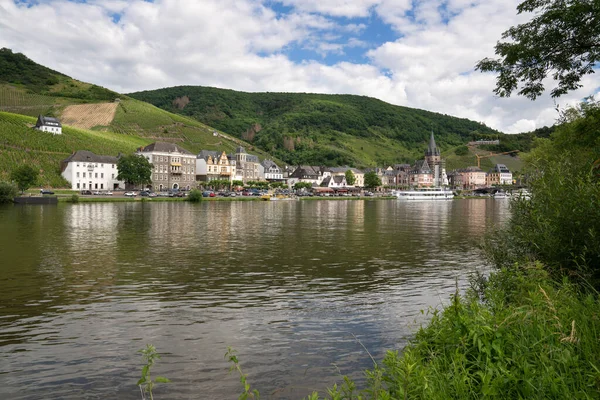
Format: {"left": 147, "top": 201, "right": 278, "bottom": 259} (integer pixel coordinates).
{"left": 109, "top": 99, "right": 279, "bottom": 160}
{"left": 61, "top": 102, "right": 119, "bottom": 129}
{"left": 0, "top": 85, "right": 59, "bottom": 117}
{"left": 0, "top": 111, "right": 150, "bottom": 187}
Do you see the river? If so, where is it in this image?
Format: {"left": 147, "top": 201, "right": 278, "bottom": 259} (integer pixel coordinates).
{"left": 0, "top": 199, "right": 509, "bottom": 399}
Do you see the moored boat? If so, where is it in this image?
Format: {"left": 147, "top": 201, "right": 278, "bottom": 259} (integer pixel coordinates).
{"left": 392, "top": 187, "right": 454, "bottom": 200}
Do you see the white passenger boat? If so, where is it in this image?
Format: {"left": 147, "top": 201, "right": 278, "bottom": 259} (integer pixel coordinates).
{"left": 393, "top": 187, "right": 454, "bottom": 200}
{"left": 493, "top": 191, "right": 509, "bottom": 199}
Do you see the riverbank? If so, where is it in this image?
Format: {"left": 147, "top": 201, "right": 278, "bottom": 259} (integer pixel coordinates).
{"left": 316, "top": 264, "right": 600, "bottom": 399}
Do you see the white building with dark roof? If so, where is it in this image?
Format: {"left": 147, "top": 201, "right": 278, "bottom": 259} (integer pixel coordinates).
{"left": 61, "top": 150, "right": 124, "bottom": 190}
{"left": 35, "top": 115, "right": 62, "bottom": 135}
{"left": 260, "top": 159, "right": 283, "bottom": 181}
{"left": 138, "top": 142, "right": 196, "bottom": 191}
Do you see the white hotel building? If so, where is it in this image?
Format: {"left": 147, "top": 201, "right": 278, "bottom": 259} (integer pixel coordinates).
{"left": 61, "top": 150, "right": 125, "bottom": 191}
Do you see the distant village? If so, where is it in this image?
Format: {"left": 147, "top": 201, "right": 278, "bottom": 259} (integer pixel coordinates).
{"left": 37, "top": 116, "right": 514, "bottom": 193}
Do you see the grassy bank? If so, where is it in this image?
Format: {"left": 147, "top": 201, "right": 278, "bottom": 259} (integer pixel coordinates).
{"left": 359, "top": 265, "right": 600, "bottom": 399}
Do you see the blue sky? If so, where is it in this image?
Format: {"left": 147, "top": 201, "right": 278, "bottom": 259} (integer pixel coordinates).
{"left": 1, "top": 0, "right": 598, "bottom": 132}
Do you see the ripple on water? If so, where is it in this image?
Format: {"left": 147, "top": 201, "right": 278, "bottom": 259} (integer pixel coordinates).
{"left": 0, "top": 199, "right": 510, "bottom": 399}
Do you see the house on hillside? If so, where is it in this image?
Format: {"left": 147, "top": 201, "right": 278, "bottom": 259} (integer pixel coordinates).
{"left": 35, "top": 115, "right": 62, "bottom": 135}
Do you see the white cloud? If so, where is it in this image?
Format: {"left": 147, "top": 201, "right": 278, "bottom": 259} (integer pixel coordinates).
{"left": 0, "top": 0, "right": 598, "bottom": 133}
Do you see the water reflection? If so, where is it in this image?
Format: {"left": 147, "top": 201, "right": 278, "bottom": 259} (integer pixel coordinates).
{"left": 0, "top": 199, "right": 509, "bottom": 399}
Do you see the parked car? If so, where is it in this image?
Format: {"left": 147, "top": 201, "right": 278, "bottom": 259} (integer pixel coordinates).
{"left": 148, "top": 192, "right": 157, "bottom": 198}
{"left": 40, "top": 189, "right": 54, "bottom": 195}
{"left": 93, "top": 191, "right": 102, "bottom": 195}
{"left": 157, "top": 192, "right": 169, "bottom": 197}
{"left": 104, "top": 191, "right": 113, "bottom": 196}
{"left": 202, "top": 191, "right": 213, "bottom": 197}
{"left": 124, "top": 191, "right": 136, "bottom": 197}
{"left": 139, "top": 191, "right": 150, "bottom": 197}
{"left": 80, "top": 190, "right": 93, "bottom": 195}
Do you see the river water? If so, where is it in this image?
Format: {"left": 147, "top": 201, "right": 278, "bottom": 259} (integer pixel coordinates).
{"left": 0, "top": 199, "right": 509, "bottom": 399}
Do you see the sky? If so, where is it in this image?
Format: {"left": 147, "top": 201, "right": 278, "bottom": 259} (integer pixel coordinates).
{"left": 1, "top": 0, "right": 599, "bottom": 133}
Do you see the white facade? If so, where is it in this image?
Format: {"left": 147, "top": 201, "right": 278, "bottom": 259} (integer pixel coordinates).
{"left": 35, "top": 115, "right": 62, "bottom": 135}
{"left": 61, "top": 151, "right": 124, "bottom": 190}
{"left": 37, "top": 125, "right": 62, "bottom": 135}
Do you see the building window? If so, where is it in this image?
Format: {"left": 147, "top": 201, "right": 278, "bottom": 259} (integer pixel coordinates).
{"left": 112, "top": 174, "right": 115, "bottom": 179}
{"left": 76, "top": 172, "right": 80, "bottom": 178}
{"left": 83, "top": 183, "right": 86, "bottom": 188}
{"left": 95, "top": 183, "right": 98, "bottom": 189}
{"left": 101, "top": 173, "right": 104, "bottom": 178}
{"left": 77, "top": 183, "right": 80, "bottom": 189}
{"left": 83, "top": 172, "right": 86, "bottom": 178}
{"left": 101, "top": 184, "right": 104, "bottom": 189}
{"left": 95, "top": 173, "right": 98, "bottom": 178}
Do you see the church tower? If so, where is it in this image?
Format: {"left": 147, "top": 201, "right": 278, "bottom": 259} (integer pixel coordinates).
{"left": 424, "top": 131, "right": 447, "bottom": 187}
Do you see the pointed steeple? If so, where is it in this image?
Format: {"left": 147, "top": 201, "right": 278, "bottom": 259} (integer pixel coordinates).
{"left": 426, "top": 130, "right": 440, "bottom": 157}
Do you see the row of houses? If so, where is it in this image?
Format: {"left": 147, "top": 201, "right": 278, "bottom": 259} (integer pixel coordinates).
{"left": 59, "top": 135, "right": 512, "bottom": 191}
{"left": 59, "top": 142, "right": 285, "bottom": 191}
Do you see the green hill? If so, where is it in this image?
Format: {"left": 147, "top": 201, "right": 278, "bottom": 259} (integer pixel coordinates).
{"left": 128, "top": 86, "right": 533, "bottom": 167}
{"left": 0, "top": 111, "right": 149, "bottom": 187}
{"left": 0, "top": 49, "right": 279, "bottom": 183}
{"left": 0, "top": 47, "right": 117, "bottom": 102}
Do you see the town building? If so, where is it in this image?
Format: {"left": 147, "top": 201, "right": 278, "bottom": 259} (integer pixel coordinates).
{"left": 138, "top": 142, "right": 196, "bottom": 191}
{"left": 60, "top": 150, "right": 124, "bottom": 190}
{"left": 35, "top": 115, "right": 62, "bottom": 135}
{"left": 261, "top": 159, "right": 283, "bottom": 181}
{"left": 458, "top": 166, "right": 487, "bottom": 189}
{"left": 409, "top": 160, "right": 434, "bottom": 187}
{"left": 325, "top": 167, "right": 364, "bottom": 187}
{"left": 320, "top": 175, "right": 347, "bottom": 188}
{"left": 487, "top": 164, "right": 513, "bottom": 186}
{"left": 234, "top": 146, "right": 261, "bottom": 183}
{"left": 196, "top": 150, "right": 236, "bottom": 183}
{"left": 288, "top": 166, "right": 324, "bottom": 187}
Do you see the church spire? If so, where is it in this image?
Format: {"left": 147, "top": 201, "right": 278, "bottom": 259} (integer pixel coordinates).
{"left": 426, "top": 130, "right": 440, "bottom": 157}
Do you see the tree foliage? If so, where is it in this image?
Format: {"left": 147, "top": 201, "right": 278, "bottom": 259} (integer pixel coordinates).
{"left": 486, "top": 99, "right": 600, "bottom": 287}
{"left": 344, "top": 169, "right": 356, "bottom": 186}
{"left": 0, "top": 181, "right": 17, "bottom": 203}
{"left": 476, "top": 0, "right": 600, "bottom": 100}
{"left": 116, "top": 154, "right": 153, "bottom": 188}
{"left": 10, "top": 164, "right": 38, "bottom": 193}
{"left": 364, "top": 171, "right": 382, "bottom": 190}
{"left": 293, "top": 182, "right": 313, "bottom": 190}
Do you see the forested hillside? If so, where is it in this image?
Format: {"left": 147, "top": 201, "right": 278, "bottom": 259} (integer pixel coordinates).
{"left": 129, "top": 86, "right": 527, "bottom": 167}
{"left": 0, "top": 48, "right": 117, "bottom": 101}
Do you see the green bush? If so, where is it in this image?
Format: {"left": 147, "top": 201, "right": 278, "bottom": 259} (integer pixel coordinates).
{"left": 69, "top": 194, "right": 79, "bottom": 203}
{"left": 454, "top": 145, "right": 469, "bottom": 155}
{"left": 0, "top": 181, "right": 17, "bottom": 203}
{"left": 485, "top": 100, "right": 600, "bottom": 287}
{"left": 187, "top": 189, "right": 202, "bottom": 202}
